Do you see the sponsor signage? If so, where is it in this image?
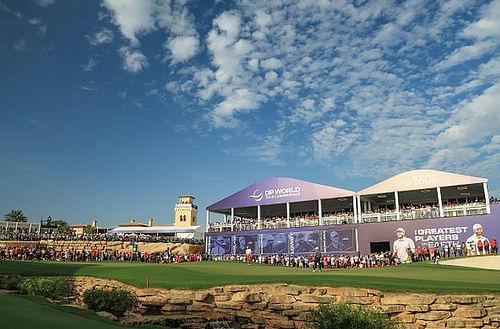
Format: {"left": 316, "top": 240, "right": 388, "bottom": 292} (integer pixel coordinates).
{"left": 207, "top": 226, "right": 357, "bottom": 255}
{"left": 249, "top": 187, "right": 301, "bottom": 202}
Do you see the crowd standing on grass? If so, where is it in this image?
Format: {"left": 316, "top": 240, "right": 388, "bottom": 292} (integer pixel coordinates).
{"left": 0, "top": 245, "right": 205, "bottom": 263}
{"left": 0, "top": 227, "right": 204, "bottom": 245}
{"left": 209, "top": 240, "right": 498, "bottom": 270}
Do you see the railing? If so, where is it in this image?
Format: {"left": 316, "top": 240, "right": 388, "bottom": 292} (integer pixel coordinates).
{"left": 360, "top": 212, "right": 397, "bottom": 223}
{"left": 208, "top": 203, "right": 490, "bottom": 232}
{"left": 443, "top": 204, "right": 488, "bottom": 217}
{"left": 322, "top": 215, "right": 354, "bottom": 225}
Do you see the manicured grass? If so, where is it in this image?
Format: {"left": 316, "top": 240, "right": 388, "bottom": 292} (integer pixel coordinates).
{"left": 0, "top": 295, "right": 160, "bottom": 329}
{"left": 1, "top": 258, "right": 499, "bottom": 293}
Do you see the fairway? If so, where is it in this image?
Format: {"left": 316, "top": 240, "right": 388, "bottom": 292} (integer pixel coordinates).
{"left": 1, "top": 258, "right": 500, "bottom": 293}
{"left": 0, "top": 295, "right": 160, "bottom": 329}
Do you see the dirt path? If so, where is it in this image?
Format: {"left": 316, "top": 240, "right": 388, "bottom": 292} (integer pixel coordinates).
{"left": 442, "top": 255, "right": 500, "bottom": 270}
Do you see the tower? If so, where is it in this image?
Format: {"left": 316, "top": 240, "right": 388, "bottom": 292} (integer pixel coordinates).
{"left": 174, "top": 195, "right": 198, "bottom": 226}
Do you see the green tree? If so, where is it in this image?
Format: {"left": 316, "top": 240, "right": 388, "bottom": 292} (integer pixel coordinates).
{"left": 52, "top": 220, "right": 72, "bottom": 234}
{"left": 3, "top": 210, "right": 28, "bottom": 222}
{"left": 83, "top": 225, "right": 96, "bottom": 235}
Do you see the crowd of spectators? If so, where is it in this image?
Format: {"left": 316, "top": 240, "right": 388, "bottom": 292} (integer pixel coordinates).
{"left": 209, "top": 239, "right": 497, "bottom": 269}
{"left": 0, "top": 245, "right": 204, "bottom": 264}
{"left": 0, "top": 227, "right": 204, "bottom": 245}
{"left": 210, "top": 210, "right": 355, "bottom": 232}
{"left": 210, "top": 199, "right": 493, "bottom": 232}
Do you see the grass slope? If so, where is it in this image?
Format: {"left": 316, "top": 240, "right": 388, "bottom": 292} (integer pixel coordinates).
{"left": 1, "top": 259, "right": 499, "bottom": 293}
{"left": 0, "top": 295, "right": 159, "bottom": 329}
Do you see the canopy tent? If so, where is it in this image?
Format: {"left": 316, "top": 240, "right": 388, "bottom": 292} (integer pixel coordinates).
{"left": 358, "top": 169, "right": 487, "bottom": 195}
{"left": 107, "top": 225, "right": 204, "bottom": 239}
{"left": 207, "top": 177, "right": 355, "bottom": 213}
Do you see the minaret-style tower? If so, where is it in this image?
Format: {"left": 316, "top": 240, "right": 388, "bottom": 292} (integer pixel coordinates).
{"left": 174, "top": 195, "right": 198, "bottom": 226}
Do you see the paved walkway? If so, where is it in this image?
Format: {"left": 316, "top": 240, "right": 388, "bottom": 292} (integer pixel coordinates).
{"left": 442, "top": 255, "right": 500, "bottom": 270}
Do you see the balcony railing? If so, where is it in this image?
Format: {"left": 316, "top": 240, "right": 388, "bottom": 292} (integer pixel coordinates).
{"left": 207, "top": 203, "right": 489, "bottom": 232}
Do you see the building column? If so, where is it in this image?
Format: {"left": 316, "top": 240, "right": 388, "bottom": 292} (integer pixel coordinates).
{"left": 357, "top": 196, "right": 362, "bottom": 224}
{"left": 206, "top": 210, "right": 210, "bottom": 234}
{"left": 363, "top": 201, "right": 368, "bottom": 213}
{"left": 353, "top": 195, "right": 358, "bottom": 223}
{"left": 484, "top": 182, "right": 491, "bottom": 214}
{"left": 318, "top": 199, "right": 323, "bottom": 226}
{"left": 437, "top": 187, "right": 444, "bottom": 218}
{"left": 286, "top": 202, "right": 290, "bottom": 228}
{"left": 231, "top": 208, "right": 234, "bottom": 231}
{"left": 395, "top": 191, "right": 400, "bottom": 221}
{"left": 257, "top": 205, "right": 261, "bottom": 229}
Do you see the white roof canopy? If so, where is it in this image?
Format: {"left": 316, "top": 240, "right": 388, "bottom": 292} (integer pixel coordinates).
{"left": 358, "top": 169, "right": 488, "bottom": 195}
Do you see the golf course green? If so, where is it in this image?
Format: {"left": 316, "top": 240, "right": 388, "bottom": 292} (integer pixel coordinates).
{"left": 0, "top": 295, "right": 160, "bottom": 329}
{"left": 1, "top": 258, "right": 500, "bottom": 293}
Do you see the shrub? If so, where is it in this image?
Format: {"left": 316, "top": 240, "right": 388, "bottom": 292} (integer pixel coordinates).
{"left": 83, "top": 288, "right": 137, "bottom": 317}
{"left": 5, "top": 276, "right": 21, "bottom": 290}
{"left": 307, "top": 303, "right": 403, "bottom": 329}
{"left": 17, "top": 277, "right": 72, "bottom": 299}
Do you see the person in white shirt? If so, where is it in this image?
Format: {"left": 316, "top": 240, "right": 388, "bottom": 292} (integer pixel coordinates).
{"left": 393, "top": 228, "right": 415, "bottom": 263}
{"left": 466, "top": 223, "right": 489, "bottom": 256}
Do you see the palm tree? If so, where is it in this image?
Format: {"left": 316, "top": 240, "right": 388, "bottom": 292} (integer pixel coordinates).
{"left": 52, "top": 220, "right": 72, "bottom": 233}
{"left": 3, "top": 209, "right": 28, "bottom": 222}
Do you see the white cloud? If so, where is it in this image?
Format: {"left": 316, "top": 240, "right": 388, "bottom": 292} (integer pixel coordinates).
{"left": 435, "top": 40, "right": 496, "bottom": 70}
{"left": 167, "top": 35, "right": 199, "bottom": 63}
{"left": 247, "top": 134, "right": 284, "bottom": 166}
{"left": 147, "top": 0, "right": 500, "bottom": 191}
{"left": 102, "top": 0, "right": 200, "bottom": 67}
{"left": 210, "top": 88, "right": 266, "bottom": 128}
{"left": 13, "top": 39, "right": 27, "bottom": 51}
{"left": 83, "top": 56, "right": 98, "bottom": 72}
{"left": 28, "top": 18, "right": 47, "bottom": 36}
{"left": 88, "top": 28, "right": 114, "bottom": 46}
{"left": 28, "top": 119, "right": 47, "bottom": 128}
{"left": 102, "top": 0, "right": 156, "bottom": 46}
{"left": 437, "top": 84, "right": 500, "bottom": 147}
{"left": 119, "top": 47, "right": 149, "bottom": 73}
{"left": 462, "top": 0, "right": 500, "bottom": 40}
{"left": 34, "top": 0, "right": 55, "bottom": 7}
{"left": 261, "top": 58, "right": 283, "bottom": 70}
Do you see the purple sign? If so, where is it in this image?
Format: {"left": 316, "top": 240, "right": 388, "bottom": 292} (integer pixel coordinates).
{"left": 233, "top": 235, "right": 259, "bottom": 255}
{"left": 261, "top": 233, "right": 288, "bottom": 254}
{"left": 322, "top": 229, "right": 355, "bottom": 253}
{"left": 206, "top": 205, "right": 500, "bottom": 256}
{"left": 207, "top": 177, "right": 354, "bottom": 211}
{"left": 356, "top": 204, "right": 500, "bottom": 254}
{"left": 290, "top": 230, "right": 320, "bottom": 253}
{"left": 209, "top": 235, "right": 232, "bottom": 255}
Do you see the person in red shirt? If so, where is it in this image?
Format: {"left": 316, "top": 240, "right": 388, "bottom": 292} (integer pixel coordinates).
{"left": 491, "top": 238, "right": 497, "bottom": 254}
{"left": 483, "top": 240, "right": 490, "bottom": 255}
{"left": 477, "top": 240, "right": 484, "bottom": 255}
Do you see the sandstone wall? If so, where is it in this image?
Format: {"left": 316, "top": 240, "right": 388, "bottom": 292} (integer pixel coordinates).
{"left": 0, "top": 240, "right": 203, "bottom": 255}
{"left": 69, "top": 277, "right": 500, "bottom": 329}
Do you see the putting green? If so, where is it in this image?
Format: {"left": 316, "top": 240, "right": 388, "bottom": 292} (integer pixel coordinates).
{"left": 1, "top": 259, "right": 500, "bottom": 293}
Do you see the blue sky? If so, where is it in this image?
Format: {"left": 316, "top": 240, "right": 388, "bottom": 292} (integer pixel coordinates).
{"left": 1, "top": 0, "right": 499, "bottom": 227}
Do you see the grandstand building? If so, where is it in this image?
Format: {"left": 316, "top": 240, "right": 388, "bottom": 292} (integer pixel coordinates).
{"left": 205, "top": 170, "right": 499, "bottom": 255}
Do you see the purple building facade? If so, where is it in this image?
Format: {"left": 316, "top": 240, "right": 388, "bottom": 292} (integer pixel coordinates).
{"left": 205, "top": 172, "right": 498, "bottom": 256}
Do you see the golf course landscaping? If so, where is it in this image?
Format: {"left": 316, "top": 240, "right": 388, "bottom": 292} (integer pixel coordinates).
{"left": 2, "top": 257, "right": 500, "bottom": 329}
{"left": 0, "top": 294, "right": 162, "bottom": 329}
{"left": 1, "top": 257, "right": 500, "bottom": 293}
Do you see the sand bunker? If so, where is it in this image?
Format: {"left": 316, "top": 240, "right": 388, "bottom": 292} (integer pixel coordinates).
{"left": 442, "top": 255, "right": 500, "bottom": 270}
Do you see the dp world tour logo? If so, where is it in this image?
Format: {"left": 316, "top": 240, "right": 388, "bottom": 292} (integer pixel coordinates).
{"left": 249, "top": 189, "right": 263, "bottom": 202}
